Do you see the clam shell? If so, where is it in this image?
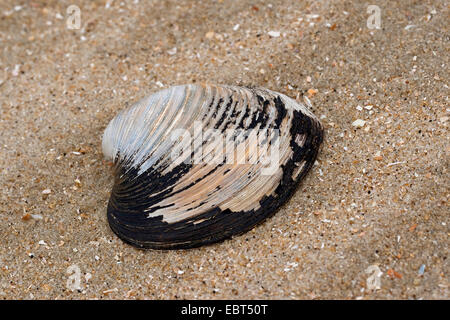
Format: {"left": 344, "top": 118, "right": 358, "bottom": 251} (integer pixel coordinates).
{"left": 102, "top": 84, "right": 323, "bottom": 249}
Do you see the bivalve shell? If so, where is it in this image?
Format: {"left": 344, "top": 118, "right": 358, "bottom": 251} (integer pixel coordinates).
{"left": 102, "top": 84, "right": 323, "bottom": 249}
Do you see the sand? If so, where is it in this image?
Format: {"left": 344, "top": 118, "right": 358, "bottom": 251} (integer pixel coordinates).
{"left": 0, "top": 0, "right": 448, "bottom": 299}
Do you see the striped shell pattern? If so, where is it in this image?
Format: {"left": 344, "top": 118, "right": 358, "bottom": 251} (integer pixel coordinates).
{"left": 102, "top": 84, "right": 323, "bottom": 249}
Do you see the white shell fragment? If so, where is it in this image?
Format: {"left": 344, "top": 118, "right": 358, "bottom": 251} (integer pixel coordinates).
{"left": 102, "top": 84, "right": 323, "bottom": 249}
{"left": 352, "top": 119, "right": 366, "bottom": 128}
{"left": 268, "top": 31, "right": 281, "bottom": 37}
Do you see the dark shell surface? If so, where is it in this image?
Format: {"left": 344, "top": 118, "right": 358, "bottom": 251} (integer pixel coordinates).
{"left": 102, "top": 84, "right": 323, "bottom": 249}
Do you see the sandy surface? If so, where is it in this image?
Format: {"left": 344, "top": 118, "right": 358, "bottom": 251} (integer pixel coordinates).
{"left": 0, "top": 0, "right": 448, "bottom": 299}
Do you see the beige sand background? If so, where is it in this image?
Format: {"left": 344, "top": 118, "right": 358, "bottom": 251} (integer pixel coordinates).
{"left": 0, "top": 0, "right": 448, "bottom": 299}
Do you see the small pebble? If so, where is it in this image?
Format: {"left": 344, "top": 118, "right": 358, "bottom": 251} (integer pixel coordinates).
{"left": 307, "top": 88, "right": 318, "bottom": 97}
{"left": 418, "top": 264, "right": 426, "bottom": 275}
{"left": 12, "top": 64, "right": 20, "bottom": 76}
{"left": 366, "top": 265, "right": 382, "bottom": 290}
{"left": 167, "top": 47, "right": 177, "bottom": 55}
{"left": 103, "top": 288, "right": 118, "bottom": 295}
{"left": 205, "top": 31, "right": 215, "bottom": 39}
{"left": 352, "top": 119, "right": 366, "bottom": 128}
{"left": 373, "top": 151, "right": 383, "bottom": 161}
{"left": 268, "top": 31, "right": 280, "bottom": 37}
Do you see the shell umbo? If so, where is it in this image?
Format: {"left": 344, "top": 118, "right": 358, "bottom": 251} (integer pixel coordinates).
{"left": 102, "top": 84, "right": 323, "bottom": 249}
